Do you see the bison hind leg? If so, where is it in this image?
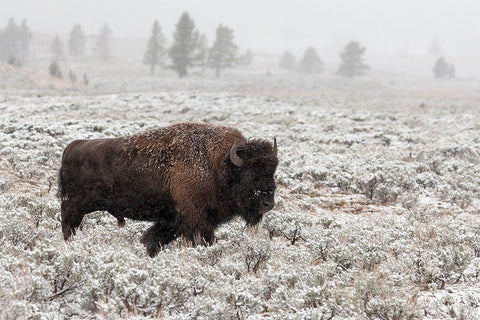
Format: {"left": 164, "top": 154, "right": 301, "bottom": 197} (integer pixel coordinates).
{"left": 61, "top": 200, "right": 85, "bottom": 241}
{"left": 141, "top": 219, "right": 178, "bottom": 257}
{"left": 62, "top": 225, "right": 74, "bottom": 241}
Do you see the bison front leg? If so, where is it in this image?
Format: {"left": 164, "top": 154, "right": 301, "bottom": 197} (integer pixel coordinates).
{"left": 176, "top": 216, "right": 216, "bottom": 247}
{"left": 117, "top": 217, "right": 126, "bottom": 227}
{"left": 192, "top": 230, "right": 215, "bottom": 246}
{"left": 170, "top": 173, "right": 216, "bottom": 246}
{"left": 141, "top": 218, "right": 178, "bottom": 257}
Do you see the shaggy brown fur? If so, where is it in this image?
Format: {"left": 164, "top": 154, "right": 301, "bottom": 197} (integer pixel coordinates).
{"left": 59, "top": 122, "right": 278, "bottom": 257}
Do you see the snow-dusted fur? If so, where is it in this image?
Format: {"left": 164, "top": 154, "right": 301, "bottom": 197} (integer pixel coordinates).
{"left": 59, "top": 122, "right": 278, "bottom": 256}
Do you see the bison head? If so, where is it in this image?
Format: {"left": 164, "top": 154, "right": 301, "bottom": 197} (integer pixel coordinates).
{"left": 229, "top": 138, "right": 278, "bottom": 225}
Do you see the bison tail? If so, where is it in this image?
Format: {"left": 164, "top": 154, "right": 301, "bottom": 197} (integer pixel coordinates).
{"left": 57, "top": 167, "right": 67, "bottom": 200}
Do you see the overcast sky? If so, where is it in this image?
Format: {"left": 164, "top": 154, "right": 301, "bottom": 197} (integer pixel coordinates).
{"left": 2, "top": 0, "right": 479, "bottom": 57}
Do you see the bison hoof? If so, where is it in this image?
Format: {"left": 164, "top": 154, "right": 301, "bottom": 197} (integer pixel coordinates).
{"left": 141, "top": 234, "right": 161, "bottom": 257}
{"left": 117, "top": 217, "right": 126, "bottom": 227}
{"left": 145, "top": 240, "right": 161, "bottom": 258}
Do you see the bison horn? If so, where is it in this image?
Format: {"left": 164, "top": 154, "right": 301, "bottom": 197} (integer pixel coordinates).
{"left": 230, "top": 142, "right": 244, "bottom": 167}
{"left": 273, "top": 137, "right": 277, "bottom": 157}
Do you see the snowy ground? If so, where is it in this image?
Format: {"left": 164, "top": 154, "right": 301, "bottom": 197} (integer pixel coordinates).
{"left": 1, "top": 66, "right": 480, "bottom": 319}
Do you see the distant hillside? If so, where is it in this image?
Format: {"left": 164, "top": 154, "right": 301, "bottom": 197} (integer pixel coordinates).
{"left": 0, "top": 63, "right": 74, "bottom": 91}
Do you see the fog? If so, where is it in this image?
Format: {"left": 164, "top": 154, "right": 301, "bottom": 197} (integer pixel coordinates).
{"left": 2, "top": 0, "right": 480, "bottom": 57}
{"left": 2, "top": 2, "right": 480, "bottom": 319}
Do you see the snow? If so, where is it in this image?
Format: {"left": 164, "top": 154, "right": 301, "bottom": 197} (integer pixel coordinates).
{"left": 0, "top": 68, "right": 480, "bottom": 319}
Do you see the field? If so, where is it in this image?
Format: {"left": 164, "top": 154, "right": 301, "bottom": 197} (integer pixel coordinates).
{"left": 1, "top": 61, "right": 480, "bottom": 319}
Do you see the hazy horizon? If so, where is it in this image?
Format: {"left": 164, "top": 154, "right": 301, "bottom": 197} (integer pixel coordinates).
{"left": 2, "top": 0, "right": 480, "bottom": 58}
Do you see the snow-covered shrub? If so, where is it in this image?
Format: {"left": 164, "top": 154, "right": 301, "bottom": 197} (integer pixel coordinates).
{"left": 331, "top": 170, "right": 353, "bottom": 192}
{"left": 355, "top": 273, "right": 419, "bottom": 320}
{"left": 1, "top": 90, "right": 479, "bottom": 318}
{"left": 262, "top": 211, "right": 308, "bottom": 244}
{"left": 0, "top": 177, "right": 13, "bottom": 192}
{"left": 0, "top": 212, "right": 40, "bottom": 250}
{"left": 242, "top": 238, "right": 271, "bottom": 274}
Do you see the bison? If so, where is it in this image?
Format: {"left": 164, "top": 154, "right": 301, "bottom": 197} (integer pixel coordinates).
{"left": 58, "top": 122, "right": 278, "bottom": 256}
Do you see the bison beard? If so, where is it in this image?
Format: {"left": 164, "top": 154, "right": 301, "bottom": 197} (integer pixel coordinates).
{"left": 58, "top": 122, "right": 278, "bottom": 257}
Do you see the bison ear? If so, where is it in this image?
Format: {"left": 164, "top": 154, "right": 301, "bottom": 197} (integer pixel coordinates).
{"left": 230, "top": 142, "right": 244, "bottom": 167}
{"left": 273, "top": 137, "right": 277, "bottom": 157}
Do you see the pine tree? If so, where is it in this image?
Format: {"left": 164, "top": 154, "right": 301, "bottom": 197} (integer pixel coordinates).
{"left": 169, "top": 12, "right": 199, "bottom": 77}
{"left": 143, "top": 20, "right": 166, "bottom": 74}
{"left": 337, "top": 41, "right": 369, "bottom": 78}
{"left": 49, "top": 60, "right": 62, "bottom": 78}
{"left": 18, "top": 19, "right": 31, "bottom": 63}
{"left": 433, "top": 57, "right": 451, "bottom": 78}
{"left": 0, "top": 18, "right": 31, "bottom": 65}
{"left": 279, "top": 50, "right": 296, "bottom": 71}
{"left": 95, "top": 23, "right": 113, "bottom": 62}
{"left": 298, "top": 47, "right": 323, "bottom": 74}
{"left": 194, "top": 34, "right": 209, "bottom": 71}
{"left": 208, "top": 24, "right": 237, "bottom": 77}
{"left": 68, "top": 24, "right": 86, "bottom": 57}
{"left": 51, "top": 34, "right": 64, "bottom": 60}
{"left": 0, "top": 18, "right": 20, "bottom": 61}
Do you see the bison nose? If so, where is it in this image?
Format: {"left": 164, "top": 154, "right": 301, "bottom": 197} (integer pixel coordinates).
{"left": 261, "top": 200, "right": 275, "bottom": 213}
